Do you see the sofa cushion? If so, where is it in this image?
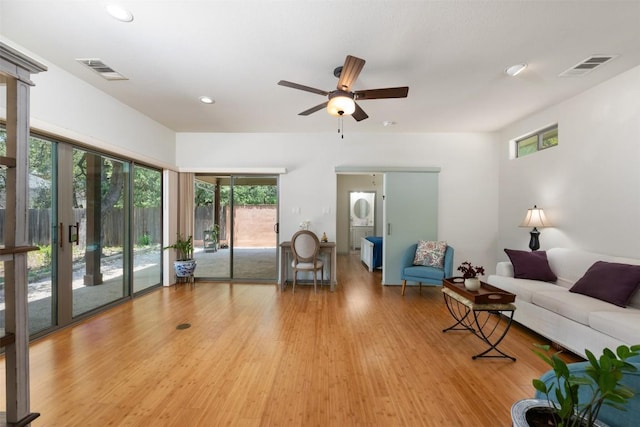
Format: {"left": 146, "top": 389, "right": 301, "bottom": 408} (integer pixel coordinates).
{"left": 504, "top": 249, "right": 557, "bottom": 282}
{"left": 487, "top": 275, "right": 562, "bottom": 303}
{"left": 570, "top": 261, "right": 640, "bottom": 307}
{"left": 413, "top": 240, "right": 447, "bottom": 268}
{"left": 532, "top": 290, "right": 628, "bottom": 325}
{"left": 547, "top": 248, "right": 640, "bottom": 297}
{"left": 589, "top": 310, "right": 640, "bottom": 345}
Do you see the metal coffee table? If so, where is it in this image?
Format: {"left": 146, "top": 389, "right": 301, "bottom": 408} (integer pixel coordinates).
{"left": 442, "top": 277, "right": 517, "bottom": 361}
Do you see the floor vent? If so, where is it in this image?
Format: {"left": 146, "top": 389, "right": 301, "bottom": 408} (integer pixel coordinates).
{"left": 559, "top": 55, "right": 617, "bottom": 77}
{"left": 76, "top": 58, "right": 128, "bottom": 80}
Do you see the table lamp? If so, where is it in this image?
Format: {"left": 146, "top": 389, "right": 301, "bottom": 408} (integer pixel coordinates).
{"left": 520, "top": 205, "right": 551, "bottom": 251}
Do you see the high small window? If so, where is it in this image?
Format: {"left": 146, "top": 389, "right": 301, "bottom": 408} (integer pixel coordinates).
{"left": 516, "top": 125, "right": 558, "bottom": 158}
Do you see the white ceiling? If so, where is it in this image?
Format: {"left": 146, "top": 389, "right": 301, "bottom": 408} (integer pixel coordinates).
{"left": 2, "top": 0, "right": 640, "bottom": 134}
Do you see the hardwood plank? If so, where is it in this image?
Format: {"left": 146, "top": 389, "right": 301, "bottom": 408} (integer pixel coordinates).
{"left": 0, "top": 253, "right": 580, "bottom": 426}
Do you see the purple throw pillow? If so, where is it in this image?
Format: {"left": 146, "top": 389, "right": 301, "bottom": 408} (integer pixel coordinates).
{"left": 570, "top": 261, "right": 640, "bottom": 307}
{"left": 504, "top": 249, "right": 557, "bottom": 282}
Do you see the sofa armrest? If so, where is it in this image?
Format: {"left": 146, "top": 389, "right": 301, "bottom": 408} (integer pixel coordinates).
{"left": 496, "top": 261, "right": 514, "bottom": 277}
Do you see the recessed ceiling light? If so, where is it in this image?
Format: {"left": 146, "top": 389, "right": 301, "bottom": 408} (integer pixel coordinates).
{"left": 106, "top": 4, "right": 134, "bottom": 22}
{"left": 505, "top": 63, "right": 527, "bottom": 77}
{"left": 199, "top": 96, "right": 215, "bottom": 104}
{"left": 383, "top": 121, "right": 396, "bottom": 127}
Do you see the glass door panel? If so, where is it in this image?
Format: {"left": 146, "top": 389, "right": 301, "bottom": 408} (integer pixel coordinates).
{"left": 71, "top": 148, "right": 128, "bottom": 317}
{"left": 231, "top": 176, "right": 278, "bottom": 281}
{"left": 132, "top": 165, "right": 162, "bottom": 293}
{"left": 194, "top": 176, "right": 230, "bottom": 279}
{"left": 0, "top": 129, "right": 55, "bottom": 335}
{"left": 27, "top": 135, "right": 56, "bottom": 333}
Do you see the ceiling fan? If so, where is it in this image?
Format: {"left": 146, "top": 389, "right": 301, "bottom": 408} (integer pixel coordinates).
{"left": 278, "top": 55, "right": 409, "bottom": 122}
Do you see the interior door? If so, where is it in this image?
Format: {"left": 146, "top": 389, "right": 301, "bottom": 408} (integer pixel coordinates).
{"left": 382, "top": 172, "right": 438, "bottom": 285}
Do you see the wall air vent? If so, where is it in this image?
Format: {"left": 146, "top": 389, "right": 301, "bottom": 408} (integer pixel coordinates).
{"left": 76, "top": 58, "right": 128, "bottom": 81}
{"left": 559, "top": 55, "right": 617, "bottom": 77}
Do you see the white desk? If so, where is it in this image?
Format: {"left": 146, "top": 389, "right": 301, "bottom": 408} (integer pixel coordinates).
{"left": 279, "top": 241, "right": 337, "bottom": 292}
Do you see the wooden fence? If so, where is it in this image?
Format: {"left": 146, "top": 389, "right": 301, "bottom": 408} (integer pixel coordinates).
{"left": 0, "top": 205, "right": 276, "bottom": 248}
{"left": 0, "top": 208, "right": 162, "bottom": 247}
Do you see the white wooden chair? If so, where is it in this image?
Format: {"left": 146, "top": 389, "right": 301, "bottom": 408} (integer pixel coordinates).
{"left": 290, "top": 230, "right": 324, "bottom": 293}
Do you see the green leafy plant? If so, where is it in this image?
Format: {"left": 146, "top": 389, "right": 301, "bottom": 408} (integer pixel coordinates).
{"left": 208, "top": 224, "right": 220, "bottom": 241}
{"left": 163, "top": 233, "right": 193, "bottom": 261}
{"left": 139, "top": 232, "right": 151, "bottom": 246}
{"left": 532, "top": 343, "right": 640, "bottom": 426}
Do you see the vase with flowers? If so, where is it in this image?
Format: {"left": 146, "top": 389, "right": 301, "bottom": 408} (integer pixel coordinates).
{"left": 457, "top": 261, "right": 485, "bottom": 291}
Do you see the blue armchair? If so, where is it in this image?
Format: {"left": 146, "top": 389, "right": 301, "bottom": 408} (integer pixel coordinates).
{"left": 534, "top": 355, "right": 640, "bottom": 427}
{"left": 401, "top": 244, "right": 454, "bottom": 295}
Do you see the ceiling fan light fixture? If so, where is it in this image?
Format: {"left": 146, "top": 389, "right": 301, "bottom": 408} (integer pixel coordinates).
{"left": 327, "top": 91, "right": 355, "bottom": 116}
{"left": 505, "top": 63, "right": 527, "bottom": 77}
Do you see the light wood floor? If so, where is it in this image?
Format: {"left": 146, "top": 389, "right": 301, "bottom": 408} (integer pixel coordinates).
{"left": 2, "top": 253, "right": 580, "bottom": 426}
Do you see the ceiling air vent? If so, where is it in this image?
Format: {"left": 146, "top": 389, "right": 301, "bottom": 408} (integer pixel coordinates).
{"left": 76, "top": 58, "right": 128, "bottom": 81}
{"left": 559, "top": 55, "right": 617, "bottom": 77}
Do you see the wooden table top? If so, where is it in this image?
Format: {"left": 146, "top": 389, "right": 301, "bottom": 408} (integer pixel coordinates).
{"left": 443, "top": 277, "right": 516, "bottom": 305}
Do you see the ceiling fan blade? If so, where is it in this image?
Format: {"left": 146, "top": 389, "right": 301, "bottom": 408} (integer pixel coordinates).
{"left": 337, "top": 55, "right": 365, "bottom": 92}
{"left": 354, "top": 86, "right": 409, "bottom": 100}
{"left": 278, "top": 80, "right": 329, "bottom": 96}
{"left": 352, "top": 103, "right": 369, "bottom": 122}
{"left": 299, "top": 102, "right": 328, "bottom": 116}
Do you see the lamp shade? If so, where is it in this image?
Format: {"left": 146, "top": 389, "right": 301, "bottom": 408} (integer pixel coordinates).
{"left": 327, "top": 91, "right": 355, "bottom": 116}
{"left": 520, "top": 205, "right": 551, "bottom": 228}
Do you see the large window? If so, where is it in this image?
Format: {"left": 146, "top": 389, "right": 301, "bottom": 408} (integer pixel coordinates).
{"left": 516, "top": 125, "right": 558, "bottom": 158}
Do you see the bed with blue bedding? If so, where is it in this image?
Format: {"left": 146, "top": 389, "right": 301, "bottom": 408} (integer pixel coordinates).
{"left": 360, "top": 236, "right": 383, "bottom": 272}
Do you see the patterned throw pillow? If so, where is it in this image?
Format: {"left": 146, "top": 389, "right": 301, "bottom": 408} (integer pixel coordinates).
{"left": 413, "top": 240, "right": 448, "bottom": 268}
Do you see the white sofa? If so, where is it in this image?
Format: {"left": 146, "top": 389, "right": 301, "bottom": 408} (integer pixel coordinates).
{"left": 487, "top": 248, "right": 640, "bottom": 358}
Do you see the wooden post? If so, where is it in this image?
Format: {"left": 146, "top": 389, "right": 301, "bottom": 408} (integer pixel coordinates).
{"left": 1, "top": 41, "right": 47, "bottom": 426}
{"left": 84, "top": 153, "right": 103, "bottom": 286}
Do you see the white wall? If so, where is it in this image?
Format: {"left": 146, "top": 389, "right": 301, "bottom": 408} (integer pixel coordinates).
{"left": 498, "top": 65, "right": 640, "bottom": 259}
{"left": 1, "top": 37, "right": 176, "bottom": 168}
{"left": 176, "top": 132, "right": 501, "bottom": 277}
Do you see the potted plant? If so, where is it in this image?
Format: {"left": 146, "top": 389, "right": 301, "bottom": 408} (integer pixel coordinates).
{"left": 512, "top": 344, "right": 640, "bottom": 427}
{"left": 203, "top": 224, "right": 220, "bottom": 252}
{"left": 164, "top": 233, "right": 197, "bottom": 277}
{"left": 457, "top": 261, "right": 485, "bottom": 291}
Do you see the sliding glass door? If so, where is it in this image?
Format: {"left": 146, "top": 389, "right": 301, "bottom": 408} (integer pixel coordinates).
{"left": 66, "top": 148, "right": 128, "bottom": 317}
{"left": 231, "top": 176, "right": 278, "bottom": 281}
{"left": 132, "top": 165, "right": 162, "bottom": 293}
{"left": 26, "top": 135, "right": 56, "bottom": 333}
{"left": 194, "top": 175, "right": 278, "bottom": 281}
{"left": 0, "top": 127, "right": 162, "bottom": 337}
